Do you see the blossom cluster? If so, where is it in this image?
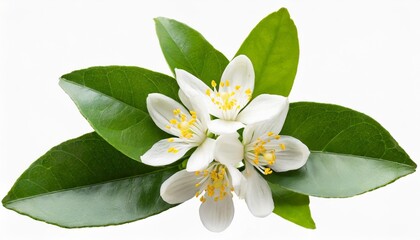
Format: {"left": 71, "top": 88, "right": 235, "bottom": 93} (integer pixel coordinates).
{"left": 141, "top": 55, "right": 310, "bottom": 232}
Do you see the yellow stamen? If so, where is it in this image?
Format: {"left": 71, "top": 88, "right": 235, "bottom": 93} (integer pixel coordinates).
{"left": 167, "top": 147, "right": 179, "bottom": 153}
{"left": 264, "top": 168, "right": 273, "bottom": 175}
{"left": 235, "top": 85, "right": 241, "bottom": 90}
{"left": 211, "top": 80, "right": 217, "bottom": 88}
{"left": 225, "top": 80, "right": 230, "bottom": 87}
{"left": 245, "top": 88, "right": 252, "bottom": 95}
{"left": 280, "top": 143, "right": 286, "bottom": 150}
{"left": 167, "top": 138, "right": 174, "bottom": 142}
{"left": 206, "top": 89, "right": 211, "bottom": 96}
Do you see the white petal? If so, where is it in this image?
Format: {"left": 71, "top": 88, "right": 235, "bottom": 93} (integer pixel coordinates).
{"left": 227, "top": 165, "right": 247, "bottom": 199}
{"left": 160, "top": 170, "right": 200, "bottom": 204}
{"left": 178, "top": 89, "right": 193, "bottom": 110}
{"left": 214, "top": 133, "right": 244, "bottom": 166}
{"left": 220, "top": 55, "right": 255, "bottom": 108}
{"left": 271, "top": 136, "right": 310, "bottom": 172}
{"left": 175, "top": 69, "right": 221, "bottom": 117}
{"left": 208, "top": 119, "right": 245, "bottom": 135}
{"left": 243, "top": 164, "right": 274, "bottom": 217}
{"left": 186, "top": 138, "right": 215, "bottom": 172}
{"left": 140, "top": 138, "right": 193, "bottom": 166}
{"left": 189, "top": 95, "right": 210, "bottom": 127}
{"left": 199, "top": 196, "right": 234, "bottom": 232}
{"left": 146, "top": 93, "right": 191, "bottom": 136}
{"left": 244, "top": 101, "right": 290, "bottom": 144}
{"left": 237, "top": 94, "right": 289, "bottom": 125}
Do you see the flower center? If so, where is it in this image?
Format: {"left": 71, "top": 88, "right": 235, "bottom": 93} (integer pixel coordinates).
{"left": 205, "top": 80, "right": 252, "bottom": 112}
{"left": 165, "top": 108, "right": 197, "bottom": 140}
{"left": 251, "top": 132, "right": 285, "bottom": 175}
{"left": 194, "top": 164, "right": 234, "bottom": 203}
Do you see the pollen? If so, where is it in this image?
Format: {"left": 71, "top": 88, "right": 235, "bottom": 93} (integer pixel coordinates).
{"left": 264, "top": 168, "right": 273, "bottom": 175}
{"left": 167, "top": 138, "right": 174, "bottom": 142}
{"left": 235, "top": 85, "right": 241, "bottom": 90}
{"left": 195, "top": 164, "right": 232, "bottom": 203}
{"left": 168, "top": 108, "right": 197, "bottom": 139}
{"left": 225, "top": 80, "right": 230, "bottom": 87}
{"left": 206, "top": 89, "right": 211, "bottom": 96}
{"left": 245, "top": 88, "right": 252, "bottom": 95}
{"left": 280, "top": 143, "right": 286, "bottom": 150}
{"left": 167, "top": 147, "right": 179, "bottom": 153}
{"left": 267, "top": 132, "right": 274, "bottom": 136}
{"left": 211, "top": 80, "right": 217, "bottom": 88}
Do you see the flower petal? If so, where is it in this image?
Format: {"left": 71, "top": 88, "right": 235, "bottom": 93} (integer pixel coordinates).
{"left": 243, "top": 163, "right": 274, "bottom": 217}
{"left": 147, "top": 93, "right": 191, "bottom": 136}
{"left": 140, "top": 138, "right": 193, "bottom": 166}
{"left": 186, "top": 138, "right": 216, "bottom": 172}
{"left": 237, "top": 94, "right": 289, "bottom": 125}
{"left": 214, "top": 133, "right": 244, "bottom": 166}
{"left": 270, "top": 136, "right": 310, "bottom": 172}
{"left": 160, "top": 170, "right": 200, "bottom": 204}
{"left": 243, "top": 102, "right": 289, "bottom": 144}
{"left": 175, "top": 69, "right": 221, "bottom": 118}
{"left": 227, "top": 165, "right": 247, "bottom": 199}
{"left": 189, "top": 95, "right": 210, "bottom": 127}
{"left": 178, "top": 89, "right": 193, "bottom": 110}
{"left": 199, "top": 195, "right": 234, "bottom": 232}
{"left": 220, "top": 55, "right": 255, "bottom": 108}
{"left": 208, "top": 119, "right": 245, "bottom": 135}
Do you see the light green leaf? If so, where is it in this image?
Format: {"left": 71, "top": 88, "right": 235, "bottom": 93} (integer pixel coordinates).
{"left": 271, "top": 184, "right": 316, "bottom": 229}
{"left": 2, "top": 133, "right": 179, "bottom": 228}
{"left": 60, "top": 66, "right": 179, "bottom": 160}
{"left": 155, "top": 17, "right": 229, "bottom": 86}
{"left": 236, "top": 8, "right": 299, "bottom": 97}
{"left": 266, "top": 102, "right": 416, "bottom": 198}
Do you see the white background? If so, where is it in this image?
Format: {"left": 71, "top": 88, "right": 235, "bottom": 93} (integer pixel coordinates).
{"left": 1, "top": 0, "right": 420, "bottom": 239}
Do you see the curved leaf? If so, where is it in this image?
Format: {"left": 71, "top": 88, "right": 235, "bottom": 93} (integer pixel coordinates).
{"left": 271, "top": 184, "right": 315, "bottom": 229}
{"left": 236, "top": 8, "right": 299, "bottom": 97}
{"left": 60, "top": 66, "right": 179, "bottom": 160}
{"left": 155, "top": 17, "right": 229, "bottom": 86}
{"left": 2, "top": 133, "right": 179, "bottom": 228}
{"left": 266, "top": 102, "right": 416, "bottom": 198}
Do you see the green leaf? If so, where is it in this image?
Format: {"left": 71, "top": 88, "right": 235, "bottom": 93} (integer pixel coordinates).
{"left": 155, "top": 17, "right": 229, "bottom": 86}
{"left": 271, "top": 184, "right": 316, "bottom": 229}
{"left": 60, "top": 66, "right": 179, "bottom": 160}
{"left": 2, "top": 133, "right": 179, "bottom": 228}
{"left": 266, "top": 102, "right": 416, "bottom": 198}
{"left": 236, "top": 8, "right": 299, "bottom": 97}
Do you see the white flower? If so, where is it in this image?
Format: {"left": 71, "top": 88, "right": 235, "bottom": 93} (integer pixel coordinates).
{"left": 233, "top": 99, "right": 310, "bottom": 217}
{"left": 160, "top": 133, "right": 246, "bottom": 232}
{"left": 140, "top": 93, "right": 215, "bottom": 172}
{"left": 175, "top": 55, "right": 287, "bottom": 135}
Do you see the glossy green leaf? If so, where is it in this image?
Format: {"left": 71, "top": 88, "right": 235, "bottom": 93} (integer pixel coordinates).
{"left": 2, "top": 133, "right": 179, "bottom": 228}
{"left": 266, "top": 102, "right": 416, "bottom": 198}
{"left": 271, "top": 184, "right": 316, "bottom": 229}
{"left": 155, "top": 17, "right": 229, "bottom": 86}
{"left": 236, "top": 8, "right": 299, "bottom": 97}
{"left": 60, "top": 66, "right": 179, "bottom": 160}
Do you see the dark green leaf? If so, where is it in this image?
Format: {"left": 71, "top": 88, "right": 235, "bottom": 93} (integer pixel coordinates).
{"left": 155, "top": 17, "right": 229, "bottom": 86}
{"left": 236, "top": 8, "right": 299, "bottom": 97}
{"left": 60, "top": 66, "right": 179, "bottom": 160}
{"left": 2, "top": 133, "right": 179, "bottom": 228}
{"left": 271, "top": 184, "right": 316, "bottom": 229}
{"left": 266, "top": 102, "right": 416, "bottom": 198}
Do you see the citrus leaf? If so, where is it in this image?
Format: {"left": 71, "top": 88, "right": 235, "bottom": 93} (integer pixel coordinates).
{"left": 236, "top": 8, "right": 299, "bottom": 97}
{"left": 60, "top": 66, "right": 179, "bottom": 160}
{"left": 271, "top": 184, "right": 316, "bottom": 229}
{"left": 266, "top": 102, "right": 416, "bottom": 198}
{"left": 155, "top": 17, "right": 229, "bottom": 86}
{"left": 2, "top": 133, "right": 179, "bottom": 228}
